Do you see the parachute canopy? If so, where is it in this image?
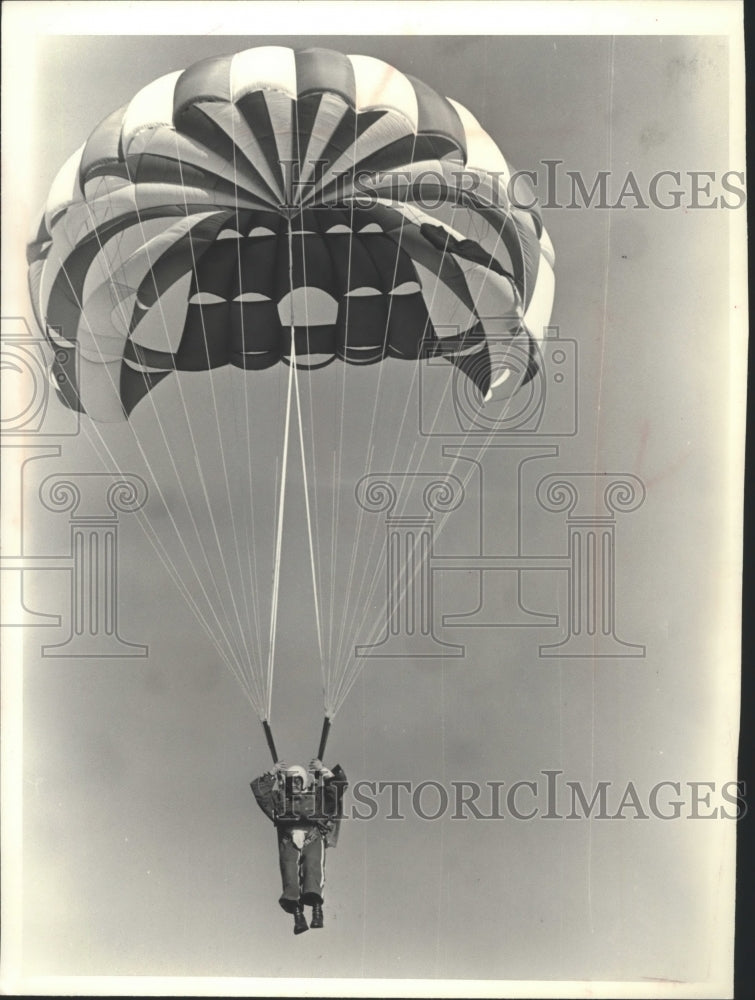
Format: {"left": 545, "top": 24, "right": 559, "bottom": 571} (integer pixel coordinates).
{"left": 28, "top": 45, "right": 555, "bottom": 422}
{"left": 28, "top": 46, "right": 556, "bottom": 729}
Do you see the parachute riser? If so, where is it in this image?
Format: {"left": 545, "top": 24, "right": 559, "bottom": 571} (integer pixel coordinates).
{"left": 316, "top": 716, "right": 331, "bottom": 761}
{"left": 261, "top": 717, "right": 329, "bottom": 767}
{"left": 262, "top": 720, "right": 279, "bottom": 763}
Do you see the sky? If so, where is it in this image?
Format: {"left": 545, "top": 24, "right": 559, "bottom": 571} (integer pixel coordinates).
{"left": 1, "top": 3, "right": 746, "bottom": 996}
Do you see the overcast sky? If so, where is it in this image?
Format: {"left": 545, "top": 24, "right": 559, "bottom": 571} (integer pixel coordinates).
{"left": 1, "top": 5, "right": 745, "bottom": 995}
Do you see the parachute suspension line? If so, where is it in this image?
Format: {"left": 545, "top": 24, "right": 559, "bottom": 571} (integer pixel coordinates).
{"left": 100, "top": 139, "right": 261, "bottom": 706}
{"left": 57, "top": 374, "right": 247, "bottom": 696}
{"left": 330, "top": 129, "right": 421, "bottom": 691}
{"left": 332, "top": 222, "right": 464, "bottom": 701}
{"left": 230, "top": 91, "right": 266, "bottom": 682}
{"left": 265, "top": 211, "right": 330, "bottom": 719}
{"left": 384, "top": 193, "right": 529, "bottom": 512}
{"left": 330, "top": 188, "right": 481, "bottom": 719}
{"left": 348, "top": 208, "right": 529, "bottom": 687}
{"left": 384, "top": 219, "right": 525, "bottom": 521}
{"left": 327, "top": 105, "right": 360, "bottom": 687}
{"left": 70, "top": 201, "right": 259, "bottom": 707}
{"left": 292, "top": 338, "right": 326, "bottom": 676}
{"left": 389, "top": 221, "right": 524, "bottom": 515}
{"left": 54, "top": 244, "right": 231, "bottom": 677}
{"left": 173, "top": 146, "right": 260, "bottom": 685}
{"left": 291, "top": 192, "right": 326, "bottom": 698}
{"left": 86, "top": 167, "right": 256, "bottom": 686}
{"left": 265, "top": 221, "right": 297, "bottom": 722}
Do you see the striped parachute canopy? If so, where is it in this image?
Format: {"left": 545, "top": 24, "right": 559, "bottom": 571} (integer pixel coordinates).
{"left": 28, "top": 45, "right": 555, "bottom": 421}
{"left": 27, "top": 46, "right": 555, "bottom": 729}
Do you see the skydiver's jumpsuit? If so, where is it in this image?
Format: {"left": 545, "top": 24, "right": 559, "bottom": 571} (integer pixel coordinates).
{"left": 251, "top": 766, "right": 348, "bottom": 913}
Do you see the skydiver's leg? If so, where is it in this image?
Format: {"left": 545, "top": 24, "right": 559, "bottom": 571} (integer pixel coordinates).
{"left": 277, "top": 837, "right": 302, "bottom": 913}
{"left": 299, "top": 835, "right": 325, "bottom": 908}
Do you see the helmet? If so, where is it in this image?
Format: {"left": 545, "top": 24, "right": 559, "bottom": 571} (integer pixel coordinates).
{"left": 284, "top": 765, "right": 308, "bottom": 784}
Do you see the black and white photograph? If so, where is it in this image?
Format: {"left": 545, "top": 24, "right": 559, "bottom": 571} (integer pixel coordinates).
{"left": 0, "top": 2, "right": 747, "bottom": 996}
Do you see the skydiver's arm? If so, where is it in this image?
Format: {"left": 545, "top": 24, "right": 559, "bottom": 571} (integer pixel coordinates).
{"left": 329, "top": 764, "right": 348, "bottom": 789}
{"left": 320, "top": 764, "right": 348, "bottom": 816}
{"left": 310, "top": 760, "right": 347, "bottom": 784}
{"left": 250, "top": 770, "right": 278, "bottom": 822}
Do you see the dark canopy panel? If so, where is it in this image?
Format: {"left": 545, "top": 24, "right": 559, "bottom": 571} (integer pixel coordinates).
{"left": 29, "top": 45, "right": 555, "bottom": 421}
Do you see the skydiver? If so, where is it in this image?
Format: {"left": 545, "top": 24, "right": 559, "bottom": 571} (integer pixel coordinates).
{"left": 251, "top": 757, "right": 348, "bottom": 934}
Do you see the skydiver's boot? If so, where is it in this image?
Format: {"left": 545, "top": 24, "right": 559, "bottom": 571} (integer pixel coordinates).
{"left": 310, "top": 903, "right": 324, "bottom": 929}
{"left": 293, "top": 905, "right": 309, "bottom": 935}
